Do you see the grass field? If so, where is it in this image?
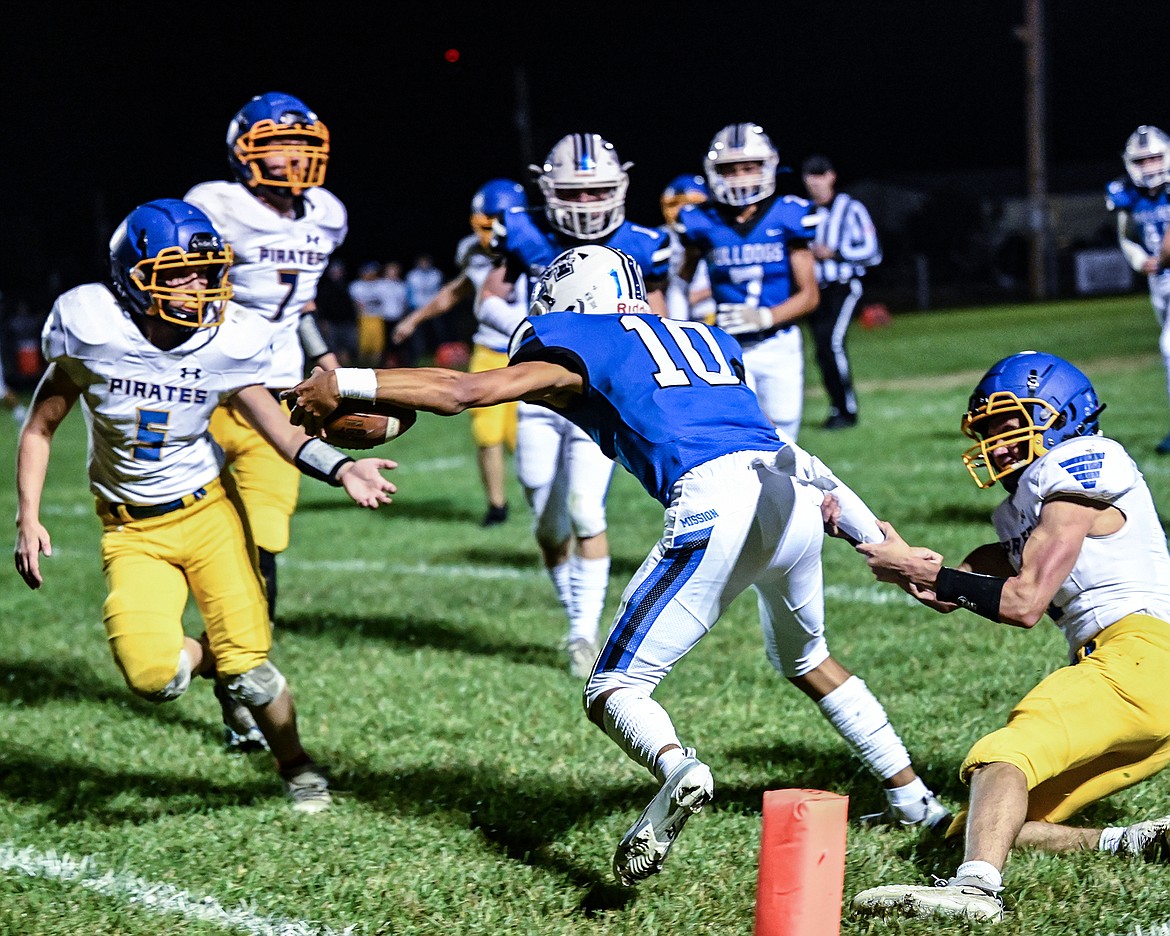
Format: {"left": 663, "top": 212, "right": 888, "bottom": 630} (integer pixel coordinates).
{"left": 2, "top": 293, "right": 1170, "bottom": 935}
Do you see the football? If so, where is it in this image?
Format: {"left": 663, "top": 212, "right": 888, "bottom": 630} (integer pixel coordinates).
{"left": 321, "top": 400, "right": 417, "bottom": 450}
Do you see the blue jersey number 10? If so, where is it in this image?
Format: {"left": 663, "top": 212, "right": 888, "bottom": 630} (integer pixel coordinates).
{"left": 621, "top": 316, "right": 741, "bottom": 388}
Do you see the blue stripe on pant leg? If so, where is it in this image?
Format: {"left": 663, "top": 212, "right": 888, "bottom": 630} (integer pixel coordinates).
{"left": 598, "top": 529, "right": 711, "bottom": 673}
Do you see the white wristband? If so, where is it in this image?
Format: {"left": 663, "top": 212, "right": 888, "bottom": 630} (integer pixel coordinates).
{"left": 333, "top": 368, "right": 378, "bottom": 402}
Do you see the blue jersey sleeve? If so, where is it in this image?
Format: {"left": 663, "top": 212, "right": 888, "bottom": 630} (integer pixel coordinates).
{"left": 779, "top": 196, "right": 815, "bottom": 244}
{"left": 497, "top": 208, "right": 559, "bottom": 284}
{"left": 674, "top": 203, "right": 711, "bottom": 251}
{"left": 1105, "top": 179, "right": 1135, "bottom": 212}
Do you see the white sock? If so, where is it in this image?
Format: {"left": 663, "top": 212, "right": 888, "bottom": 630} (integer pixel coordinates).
{"left": 655, "top": 747, "right": 691, "bottom": 781}
{"left": 547, "top": 561, "right": 572, "bottom": 619}
{"left": 817, "top": 675, "right": 912, "bottom": 780}
{"left": 569, "top": 555, "right": 609, "bottom": 644}
{"left": 886, "top": 777, "right": 931, "bottom": 821}
{"left": 1098, "top": 826, "right": 1125, "bottom": 853}
{"left": 602, "top": 689, "right": 683, "bottom": 782}
{"left": 955, "top": 860, "right": 1002, "bottom": 891}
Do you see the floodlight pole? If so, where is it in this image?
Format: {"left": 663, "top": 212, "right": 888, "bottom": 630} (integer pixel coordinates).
{"left": 1018, "top": 0, "right": 1051, "bottom": 299}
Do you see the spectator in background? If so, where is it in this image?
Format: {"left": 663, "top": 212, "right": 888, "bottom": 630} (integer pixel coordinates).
{"left": 405, "top": 254, "right": 445, "bottom": 360}
{"left": 314, "top": 260, "right": 358, "bottom": 366}
{"left": 350, "top": 261, "right": 407, "bottom": 367}
{"left": 350, "top": 262, "right": 388, "bottom": 366}
{"left": 379, "top": 262, "right": 410, "bottom": 366}
{"left": 1105, "top": 126, "right": 1170, "bottom": 453}
{"left": 802, "top": 155, "right": 882, "bottom": 430}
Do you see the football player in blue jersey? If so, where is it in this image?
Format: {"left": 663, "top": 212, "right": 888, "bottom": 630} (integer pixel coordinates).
{"left": 477, "top": 133, "right": 673, "bottom": 679}
{"left": 674, "top": 123, "right": 820, "bottom": 441}
{"left": 287, "top": 244, "right": 951, "bottom": 887}
{"left": 394, "top": 178, "right": 530, "bottom": 527}
{"left": 1106, "top": 126, "right": 1170, "bottom": 452}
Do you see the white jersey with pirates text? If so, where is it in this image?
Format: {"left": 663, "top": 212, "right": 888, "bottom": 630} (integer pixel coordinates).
{"left": 992, "top": 435, "right": 1170, "bottom": 659}
{"left": 42, "top": 284, "right": 273, "bottom": 505}
{"left": 184, "top": 180, "right": 347, "bottom": 388}
{"left": 457, "top": 234, "right": 527, "bottom": 353}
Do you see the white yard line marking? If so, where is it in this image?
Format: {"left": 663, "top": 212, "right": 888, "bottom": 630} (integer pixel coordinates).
{"left": 0, "top": 842, "right": 353, "bottom": 936}
{"left": 279, "top": 557, "right": 916, "bottom": 605}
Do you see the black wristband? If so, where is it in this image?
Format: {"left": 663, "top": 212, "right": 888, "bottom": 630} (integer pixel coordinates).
{"left": 294, "top": 438, "right": 353, "bottom": 487}
{"left": 934, "top": 566, "right": 1005, "bottom": 622}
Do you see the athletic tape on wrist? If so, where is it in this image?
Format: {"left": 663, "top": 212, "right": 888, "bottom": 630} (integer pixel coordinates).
{"left": 294, "top": 438, "right": 354, "bottom": 486}
{"left": 333, "top": 368, "right": 378, "bottom": 402}
{"left": 934, "top": 566, "right": 1005, "bottom": 622}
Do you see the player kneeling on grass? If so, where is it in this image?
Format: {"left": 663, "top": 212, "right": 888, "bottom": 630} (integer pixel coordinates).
{"left": 849, "top": 352, "right": 1170, "bottom": 924}
{"left": 286, "top": 244, "right": 949, "bottom": 885}
{"left": 13, "top": 199, "right": 396, "bottom": 814}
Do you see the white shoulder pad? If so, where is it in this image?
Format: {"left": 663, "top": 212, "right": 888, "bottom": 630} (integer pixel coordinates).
{"left": 304, "top": 188, "right": 348, "bottom": 241}
{"left": 1034, "top": 436, "right": 1137, "bottom": 504}
{"left": 43, "top": 284, "right": 130, "bottom": 362}
{"left": 215, "top": 302, "right": 276, "bottom": 362}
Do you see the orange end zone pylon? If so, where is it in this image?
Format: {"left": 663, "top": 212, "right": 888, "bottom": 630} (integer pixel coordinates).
{"left": 753, "top": 789, "right": 849, "bottom": 936}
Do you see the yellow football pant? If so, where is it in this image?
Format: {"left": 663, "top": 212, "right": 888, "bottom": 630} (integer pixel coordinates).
{"left": 945, "top": 613, "right": 1170, "bottom": 834}
{"left": 99, "top": 478, "right": 271, "bottom": 696}
{"left": 468, "top": 344, "right": 517, "bottom": 450}
{"left": 357, "top": 314, "right": 385, "bottom": 365}
{"left": 209, "top": 397, "right": 301, "bottom": 554}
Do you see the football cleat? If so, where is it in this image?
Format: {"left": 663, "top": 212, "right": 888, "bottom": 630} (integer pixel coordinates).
{"left": 852, "top": 876, "right": 1004, "bottom": 923}
{"left": 566, "top": 638, "right": 599, "bottom": 680}
{"left": 281, "top": 761, "right": 333, "bottom": 814}
{"left": 613, "top": 749, "right": 713, "bottom": 886}
{"left": 1116, "top": 815, "right": 1170, "bottom": 861}
{"left": 859, "top": 792, "right": 953, "bottom": 834}
{"left": 481, "top": 503, "right": 509, "bottom": 527}
{"left": 213, "top": 682, "right": 268, "bottom": 753}
{"left": 1156, "top": 432, "right": 1170, "bottom": 455}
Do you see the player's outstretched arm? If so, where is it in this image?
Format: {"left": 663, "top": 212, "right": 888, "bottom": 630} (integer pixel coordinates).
{"left": 15, "top": 364, "right": 81, "bottom": 589}
{"left": 285, "top": 362, "right": 583, "bottom": 433}
{"left": 233, "top": 384, "right": 396, "bottom": 509}
{"left": 855, "top": 520, "right": 957, "bottom": 611}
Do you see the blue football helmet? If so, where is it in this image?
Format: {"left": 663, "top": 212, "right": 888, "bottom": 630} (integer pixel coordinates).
{"left": 470, "top": 179, "right": 527, "bottom": 249}
{"left": 227, "top": 92, "right": 330, "bottom": 195}
{"left": 529, "top": 245, "right": 649, "bottom": 316}
{"left": 109, "top": 199, "right": 234, "bottom": 328}
{"left": 660, "top": 173, "right": 709, "bottom": 225}
{"left": 961, "top": 351, "right": 1104, "bottom": 488}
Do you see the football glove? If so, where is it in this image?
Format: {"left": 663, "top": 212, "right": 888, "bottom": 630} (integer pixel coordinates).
{"left": 715, "top": 303, "right": 774, "bottom": 335}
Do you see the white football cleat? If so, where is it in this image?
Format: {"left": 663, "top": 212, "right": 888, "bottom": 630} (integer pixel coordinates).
{"left": 1116, "top": 815, "right": 1170, "bottom": 861}
{"left": 567, "top": 638, "right": 599, "bottom": 680}
{"left": 852, "top": 876, "right": 1004, "bottom": 923}
{"left": 613, "top": 750, "right": 713, "bottom": 886}
{"left": 281, "top": 761, "right": 333, "bottom": 814}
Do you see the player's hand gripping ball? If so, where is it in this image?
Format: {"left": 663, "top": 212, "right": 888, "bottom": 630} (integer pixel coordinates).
{"left": 321, "top": 400, "right": 417, "bottom": 450}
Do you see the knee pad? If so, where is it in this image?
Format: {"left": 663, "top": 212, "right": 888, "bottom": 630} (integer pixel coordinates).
{"left": 130, "top": 648, "right": 193, "bottom": 703}
{"left": 219, "top": 660, "right": 287, "bottom": 708}
{"left": 568, "top": 499, "right": 607, "bottom": 540}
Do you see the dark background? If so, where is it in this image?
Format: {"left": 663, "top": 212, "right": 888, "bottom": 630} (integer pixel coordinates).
{"left": 0, "top": 3, "right": 1160, "bottom": 314}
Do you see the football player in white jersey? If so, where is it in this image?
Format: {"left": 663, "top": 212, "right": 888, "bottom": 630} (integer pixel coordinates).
{"left": 393, "top": 179, "right": 530, "bottom": 527}
{"left": 185, "top": 91, "right": 346, "bottom": 634}
{"left": 13, "top": 200, "right": 395, "bottom": 813}
{"left": 850, "top": 352, "right": 1170, "bottom": 923}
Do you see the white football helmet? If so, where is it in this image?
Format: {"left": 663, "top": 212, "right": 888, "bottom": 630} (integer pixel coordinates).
{"left": 1124, "top": 125, "right": 1170, "bottom": 190}
{"left": 529, "top": 245, "right": 651, "bottom": 316}
{"left": 531, "top": 133, "right": 631, "bottom": 240}
{"left": 704, "top": 123, "right": 780, "bottom": 206}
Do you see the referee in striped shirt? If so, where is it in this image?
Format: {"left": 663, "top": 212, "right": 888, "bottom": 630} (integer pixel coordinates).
{"left": 801, "top": 155, "right": 881, "bottom": 429}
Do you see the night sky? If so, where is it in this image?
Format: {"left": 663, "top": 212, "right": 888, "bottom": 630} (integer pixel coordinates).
{"left": 1, "top": 2, "right": 1163, "bottom": 298}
